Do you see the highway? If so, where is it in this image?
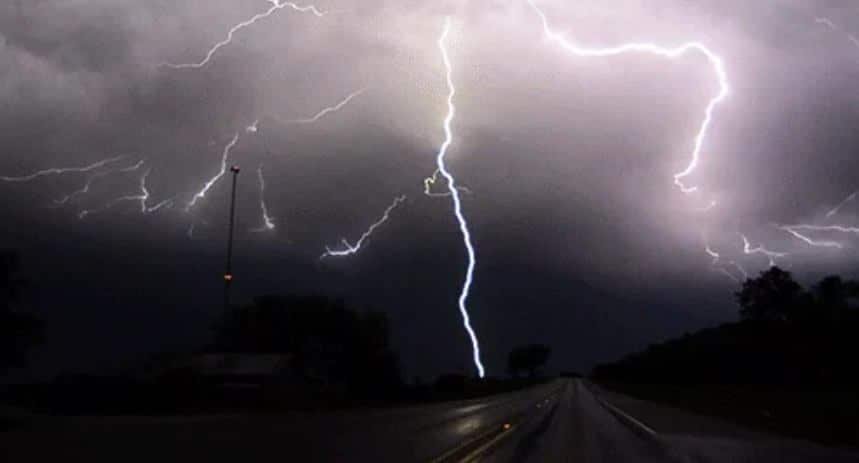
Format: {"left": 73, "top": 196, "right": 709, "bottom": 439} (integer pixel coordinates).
{"left": 2, "top": 379, "right": 857, "bottom": 462}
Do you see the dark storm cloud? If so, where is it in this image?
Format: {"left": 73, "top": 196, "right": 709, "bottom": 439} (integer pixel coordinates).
{"left": 3, "top": 0, "right": 859, "bottom": 379}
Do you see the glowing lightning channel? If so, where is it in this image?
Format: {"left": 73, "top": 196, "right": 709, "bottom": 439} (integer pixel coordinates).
{"left": 161, "top": 1, "right": 325, "bottom": 70}
{"left": 186, "top": 133, "right": 240, "bottom": 212}
{"left": 730, "top": 261, "right": 749, "bottom": 280}
{"left": 424, "top": 168, "right": 473, "bottom": 197}
{"left": 826, "top": 191, "right": 857, "bottom": 218}
{"left": 320, "top": 195, "right": 406, "bottom": 258}
{"left": 779, "top": 225, "right": 844, "bottom": 249}
{"left": 1, "top": 156, "right": 125, "bottom": 183}
{"left": 741, "top": 234, "right": 788, "bottom": 267}
{"left": 53, "top": 159, "right": 145, "bottom": 205}
{"left": 251, "top": 164, "right": 276, "bottom": 232}
{"left": 816, "top": 17, "right": 859, "bottom": 50}
{"left": 288, "top": 88, "right": 367, "bottom": 124}
{"left": 704, "top": 241, "right": 742, "bottom": 283}
{"left": 704, "top": 243, "right": 721, "bottom": 266}
{"left": 79, "top": 169, "right": 173, "bottom": 219}
{"left": 436, "top": 17, "right": 485, "bottom": 379}
{"left": 526, "top": 0, "right": 729, "bottom": 194}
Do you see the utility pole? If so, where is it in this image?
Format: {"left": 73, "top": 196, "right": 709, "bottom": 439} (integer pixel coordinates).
{"left": 223, "top": 165, "right": 240, "bottom": 316}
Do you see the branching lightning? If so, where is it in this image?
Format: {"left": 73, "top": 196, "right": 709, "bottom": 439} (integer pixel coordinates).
{"left": 780, "top": 225, "right": 844, "bottom": 249}
{"left": 826, "top": 191, "right": 857, "bottom": 218}
{"left": 704, "top": 241, "right": 744, "bottom": 283}
{"left": 79, "top": 168, "right": 173, "bottom": 219}
{"left": 816, "top": 17, "right": 859, "bottom": 50}
{"left": 53, "top": 159, "right": 145, "bottom": 205}
{"left": 251, "top": 164, "right": 276, "bottom": 232}
{"left": 288, "top": 88, "right": 366, "bottom": 125}
{"left": 423, "top": 168, "right": 473, "bottom": 197}
{"left": 730, "top": 261, "right": 749, "bottom": 280}
{"left": 436, "top": 17, "right": 485, "bottom": 379}
{"left": 1, "top": 156, "right": 125, "bottom": 183}
{"left": 741, "top": 234, "right": 788, "bottom": 267}
{"left": 161, "top": 0, "right": 325, "bottom": 70}
{"left": 704, "top": 243, "right": 721, "bottom": 266}
{"left": 186, "top": 133, "right": 240, "bottom": 212}
{"left": 320, "top": 195, "right": 406, "bottom": 258}
{"left": 526, "top": 0, "right": 729, "bottom": 195}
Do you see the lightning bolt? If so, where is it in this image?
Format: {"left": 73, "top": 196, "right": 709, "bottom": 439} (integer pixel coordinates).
{"left": 784, "top": 224, "right": 859, "bottom": 234}
{"left": 424, "top": 168, "right": 473, "bottom": 197}
{"left": 251, "top": 164, "right": 276, "bottom": 232}
{"left": 816, "top": 17, "right": 859, "bottom": 50}
{"left": 1, "top": 156, "right": 125, "bottom": 183}
{"left": 186, "top": 133, "right": 240, "bottom": 212}
{"left": 716, "top": 267, "right": 740, "bottom": 283}
{"left": 526, "top": 0, "right": 729, "bottom": 195}
{"left": 704, "top": 240, "right": 743, "bottom": 283}
{"left": 320, "top": 195, "right": 406, "bottom": 259}
{"left": 730, "top": 261, "right": 749, "bottom": 280}
{"left": 741, "top": 234, "right": 788, "bottom": 267}
{"left": 694, "top": 200, "right": 718, "bottom": 213}
{"left": 79, "top": 169, "right": 173, "bottom": 219}
{"left": 53, "top": 159, "right": 145, "bottom": 205}
{"left": 826, "top": 191, "right": 857, "bottom": 218}
{"left": 436, "top": 17, "right": 485, "bottom": 379}
{"left": 704, "top": 243, "right": 721, "bottom": 266}
{"left": 779, "top": 225, "right": 844, "bottom": 249}
{"left": 161, "top": 1, "right": 325, "bottom": 70}
{"left": 816, "top": 17, "right": 838, "bottom": 30}
{"left": 287, "top": 88, "right": 366, "bottom": 125}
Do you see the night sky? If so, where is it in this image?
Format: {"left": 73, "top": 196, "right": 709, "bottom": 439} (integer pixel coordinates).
{"left": 3, "top": 0, "right": 859, "bottom": 380}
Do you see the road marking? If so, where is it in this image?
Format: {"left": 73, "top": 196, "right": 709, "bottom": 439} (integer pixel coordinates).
{"left": 459, "top": 421, "right": 520, "bottom": 463}
{"left": 595, "top": 395, "right": 658, "bottom": 438}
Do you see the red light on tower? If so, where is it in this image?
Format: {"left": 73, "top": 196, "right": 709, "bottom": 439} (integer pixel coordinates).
{"left": 224, "top": 274, "right": 233, "bottom": 282}
{"left": 230, "top": 165, "right": 241, "bottom": 173}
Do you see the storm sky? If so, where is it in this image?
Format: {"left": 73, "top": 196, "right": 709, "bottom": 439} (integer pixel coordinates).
{"left": 3, "top": 0, "right": 859, "bottom": 379}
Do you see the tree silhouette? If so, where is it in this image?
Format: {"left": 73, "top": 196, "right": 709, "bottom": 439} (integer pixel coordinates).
{"left": 214, "top": 294, "right": 401, "bottom": 395}
{"left": 0, "top": 250, "right": 43, "bottom": 375}
{"left": 810, "top": 275, "right": 853, "bottom": 324}
{"left": 507, "top": 344, "right": 551, "bottom": 378}
{"left": 735, "top": 267, "right": 803, "bottom": 322}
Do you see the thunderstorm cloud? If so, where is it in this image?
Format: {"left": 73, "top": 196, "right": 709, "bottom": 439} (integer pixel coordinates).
{"left": 2, "top": 0, "right": 859, "bottom": 377}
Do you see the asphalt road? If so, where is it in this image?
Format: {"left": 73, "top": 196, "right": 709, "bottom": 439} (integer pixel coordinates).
{"left": 2, "top": 379, "right": 857, "bottom": 462}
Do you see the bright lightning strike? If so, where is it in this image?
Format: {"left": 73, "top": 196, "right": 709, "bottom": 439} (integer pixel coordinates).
{"left": 782, "top": 224, "right": 859, "bottom": 234}
{"left": 780, "top": 225, "right": 844, "bottom": 249}
{"left": 1, "top": 156, "right": 125, "bottom": 183}
{"left": 741, "top": 234, "right": 788, "bottom": 267}
{"left": 186, "top": 133, "right": 240, "bottom": 212}
{"left": 161, "top": 1, "right": 325, "bottom": 70}
{"left": 251, "top": 165, "right": 276, "bottom": 232}
{"left": 526, "top": 0, "right": 729, "bottom": 194}
{"left": 320, "top": 195, "right": 406, "bottom": 258}
{"left": 436, "top": 17, "right": 485, "bottom": 379}
{"left": 288, "top": 88, "right": 366, "bottom": 125}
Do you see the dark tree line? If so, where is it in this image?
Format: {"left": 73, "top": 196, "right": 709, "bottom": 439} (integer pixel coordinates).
{"left": 593, "top": 267, "right": 859, "bottom": 385}
{"left": 214, "top": 294, "right": 402, "bottom": 397}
